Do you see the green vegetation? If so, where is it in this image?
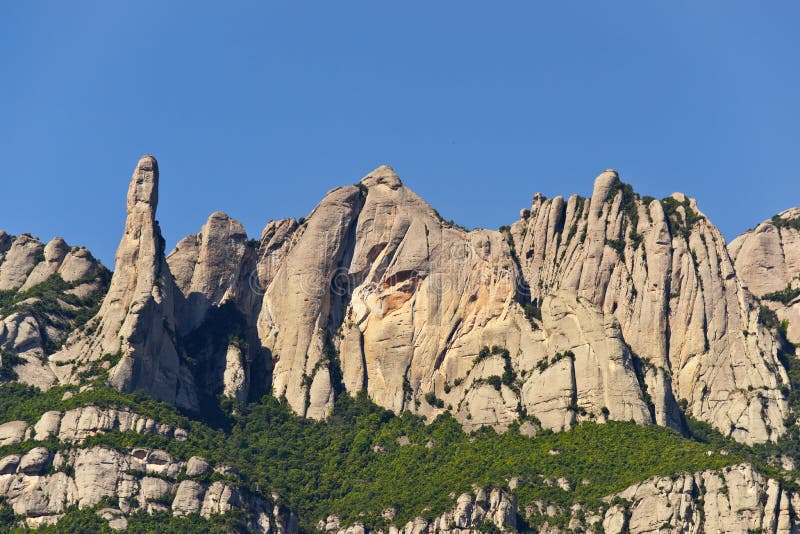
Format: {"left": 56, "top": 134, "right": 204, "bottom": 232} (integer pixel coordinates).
{"left": 523, "top": 302, "right": 542, "bottom": 330}
{"left": 0, "top": 351, "right": 23, "bottom": 381}
{"left": 0, "top": 271, "right": 110, "bottom": 354}
{"left": 762, "top": 282, "right": 800, "bottom": 305}
{"left": 0, "top": 380, "right": 741, "bottom": 533}
{"left": 432, "top": 209, "right": 468, "bottom": 232}
{"left": 0, "top": 503, "right": 247, "bottom": 533}
{"left": 605, "top": 239, "right": 625, "bottom": 255}
{"left": 758, "top": 305, "right": 780, "bottom": 330}
{"left": 536, "top": 350, "right": 574, "bottom": 373}
{"left": 606, "top": 179, "right": 644, "bottom": 250}
{"left": 771, "top": 214, "right": 800, "bottom": 231}
{"left": 661, "top": 196, "right": 704, "bottom": 240}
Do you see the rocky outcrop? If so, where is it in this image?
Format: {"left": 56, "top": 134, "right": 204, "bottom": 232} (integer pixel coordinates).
{"left": 730, "top": 208, "right": 800, "bottom": 344}
{"left": 168, "top": 211, "right": 258, "bottom": 334}
{"left": 0, "top": 446, "right": 297, "bottom": 533}
{"left": 322, "top": 488, "right": 517, "bottom": 534}
{"left": 322, "top": 464, "right": 800, "bottom": 534}
{"left": 49, "top": 156, "right": 197, "bottom": 410}
{"left": 166, "top": 211, "right": 268, "bottom": 404}
{"left": 7, "top": 157, "right": 791, "bottom": 448}
{"left": 509, "top": 172, "right": 789, "bottom": 444}
{"left": 0, "top": 232, "right": 109, "bottom": 387}
{"left": 2, "top": 405, "right": 188, "bottom": 445}
{"left": 254, "top": 166, "right": 659, "bottom": 432}
{"left": 595, "top": 463, "right": 798, "bottom": 534}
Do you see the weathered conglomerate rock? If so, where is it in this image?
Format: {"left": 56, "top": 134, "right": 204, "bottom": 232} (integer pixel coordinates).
{"left": 321, "top": 464, "right": 800, "bottom": 534}
{"left": 0, "top": 231, "right": 108, "bottom": 387}
{"left": 730, "top": 207, "right": 800, "bottom": 344}
{"left": 48, "top": 156, "right": 197, "bottom": 410}
{"left": 592, "top": 463, "right": 799, "bottom": 534}
{"left": 1, "top": 405, "right": 188, "bottom": 445}
{"left": 168, "top": 211, "right": 259, "bottom": 334}
{"left": 508, "top": 171, "right": 789, "bottom": 444}
{"left": 322, "top": 488, "right": 517, "bottom": 533}
{"left": 0, "top": 446, "right": 297, "bottom": 533}
{"left": 166, "top": 211, "right": 264, "bottom": 402}
{"left": 253, "top": 165, "right": 787, "bottom": 444}
{"left": 254, "top": 167, "right": 657, "bottom": 431}
{"left": 9, "top": 157, "right": 790, "bottom": 446}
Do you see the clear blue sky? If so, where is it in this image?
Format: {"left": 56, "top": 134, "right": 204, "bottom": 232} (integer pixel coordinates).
{"left": 2, "top": 2, "right": 798, "bottom": 267}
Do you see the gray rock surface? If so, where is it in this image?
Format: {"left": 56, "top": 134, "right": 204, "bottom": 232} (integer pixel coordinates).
{"left": 730, "top": 207, "right": 800, "bottom": 344}
{"left": 0, "top": 232, "right": 108, "bottom": 386}
{"left": 0, "top": 445, "right": 295, "bottom": 533}
{"left": 49, "top": 156, "right": 197, "bottom": 410}
{"left": 254, "top": 166, "right": 667, "bottom": 433}
{"left": 325, "top": 488, "right": 517, "bottom": 533}
{"left": 508, "top": 172, "right": 789, "bottom": 444}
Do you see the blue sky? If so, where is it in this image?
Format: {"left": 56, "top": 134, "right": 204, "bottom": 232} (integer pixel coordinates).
{"left": 2, "top": 2, "right": 798, "bottom": 267}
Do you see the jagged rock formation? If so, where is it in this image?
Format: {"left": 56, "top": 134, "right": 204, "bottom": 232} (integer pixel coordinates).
{"left": 322, "top": 488, "right": 517, "bottom": 534}
{"left": 508, "top": 172, "right": 789, "bottom": 445}
{"left": 7, "top": 157, "right": 793, "bottom": 445}
{"left": 730, "top": 208, "right": 800, "bottom": 344}
{"left": 252, "top": 165, "right": 788, "bottom": 444}
{"left": 0, "top": 232, "right": 109, "bottom": 387}
{"left": 5, "top": 154, "right": 800, "bottom": 532}
{"left": 254, "top": 166, "right": 657, "bottom": 432}
{"left": 0, "top": 445, "right": 296, "bottom": 532}
{"left": 168, "top": 211, "right": 259, "bottom": 334}
{"left": 322, "top": 464, "right": 800, "bottom": 534}
{"left": 167, "top": 211, "right": 266, "bottom": 403}
{"left": 0, "top": 405, "right": 188, "bottom": 446}
{"left": 46, "top": 156, "right": 197, "bottom": 410}
{"left": 598, "top": 463, "right": 797, "bottom": 534}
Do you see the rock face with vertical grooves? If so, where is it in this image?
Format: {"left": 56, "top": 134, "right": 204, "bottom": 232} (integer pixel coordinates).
{"left": 49, "top": 156, "right": 197, "bottom": 410}
{"left": 508, "top": 171, "right": 789, "bottom": 445}
{"left": 254, "top": 166, "right": 657, "bottom": 432}
{"left": 168, "top": 211, "right": 258, "bottom": 335}
{"left": 166, "top": 211, "right": 266, "bottom": 402}
{"left": 730, "top": 207, "right": 800, "bottom": 344}
{"left": 5, "top": 157, "right": 792, "bottom": 447}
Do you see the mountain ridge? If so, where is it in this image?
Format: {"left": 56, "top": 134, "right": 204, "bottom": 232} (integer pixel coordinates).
{"left": 1, "top": 155, "right": 799, "bottom": 533}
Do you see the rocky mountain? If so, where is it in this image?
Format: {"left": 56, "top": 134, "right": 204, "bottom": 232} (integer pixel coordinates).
{"left": 1, "top": 154, "right": 799, "bottom": 532}
{"left": 730, "top": 208, "right": 800, "bottom": 344}
{"left": 0, "top": 232, "right": 109, "bottom": 388}
{"left": 321, "top": 464, "right": 800, "bottom": 534}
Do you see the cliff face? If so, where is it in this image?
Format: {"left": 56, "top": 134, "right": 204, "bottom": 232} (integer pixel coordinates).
{"left": 48, "top": 156, "right": 197, "bottom": 410}
{"left": 254, "top": 166, "right": 655, "bottom": 432}
{"left": 509, "top": 171, "right": 789, "bottom": 445}
{"left": 4, "top": 155, "right": 800, "bottom": 531}
{"left": 0, "top": 232, "right": 108, "bottom": 388}
{"left": 2, "top": 157, "right": 792, "bottom": 445}
{"left": 730, "top": 208, "right": 800, "bottom": 344}
{"left": 252, "top": 167, "right": 788, "bottom": 444}
{"left": 319, "top": 463, "right": 800, "bottom": 534}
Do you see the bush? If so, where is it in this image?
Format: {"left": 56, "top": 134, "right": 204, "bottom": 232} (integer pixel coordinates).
{"left": 762, "top": 284, "right": 800, "bottom": 305}
{"left": 0, "top": 380, "right": 742, "bottom": 532}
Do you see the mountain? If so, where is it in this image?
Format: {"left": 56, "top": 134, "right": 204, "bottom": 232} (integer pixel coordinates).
{"left": 0, "top": 155, "right": 799, "bottom": 533}
{"left": 730, "top": 208, "right": 800, "bottom": 344}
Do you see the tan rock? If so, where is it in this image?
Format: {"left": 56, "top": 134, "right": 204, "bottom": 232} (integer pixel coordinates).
{"left": 510, "top": 171, "right": 789, "bottom": 444}
{"left": 0, "top": 421, "right": 28, "bottom": 446}
{"left": 50, "top": 156, "right": 197, "bottom": 410}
